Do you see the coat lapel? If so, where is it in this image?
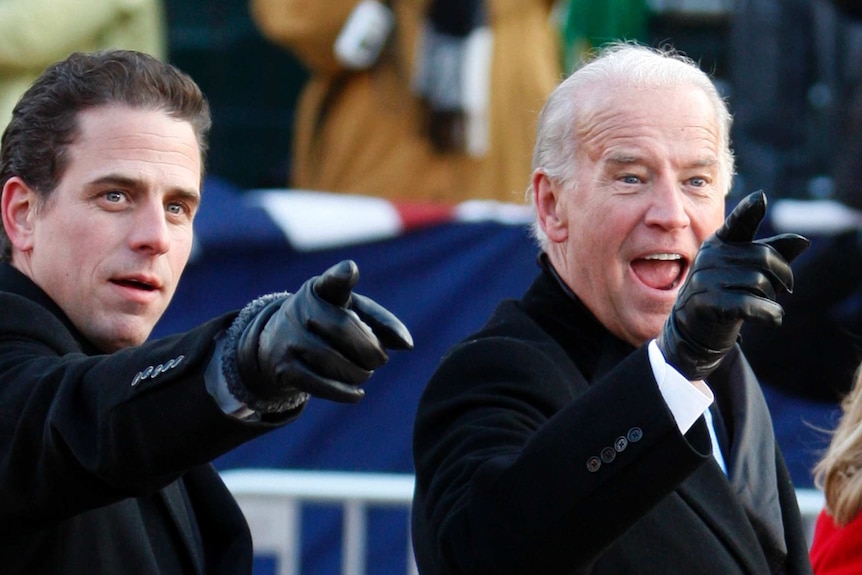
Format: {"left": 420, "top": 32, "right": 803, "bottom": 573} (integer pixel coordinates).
{"left": 159, "top": 480, "right": 205, "bottom": 575}
{"left": 677, "top": 455, "right": 774, "bottom": 573}
{"left": 590, "top": 333, "right": 785, "bottom": 573}
{"left": 585, "top": 302, "right": 789, "bottom": 573}
{"left": 712, "top": 347, "right": 788, "bottom": 573}
{"left": 529, "top": 259, "right": 796, "bottom": 573}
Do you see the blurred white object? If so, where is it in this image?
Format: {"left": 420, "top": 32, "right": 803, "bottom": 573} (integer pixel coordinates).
{"left": 647, "top": 0, "right": 732, "bottom": 14}
{"left": 462, "top": 27, "right": 493, "bottom": 157}
{"left": 771, "top": 199, "right": 862, "bottom": 235}
{"left": 221, "top": 469, "right": 417, "bottom": 575}
{"left": 334, "top": 0, "right": 395, "bottom": 69}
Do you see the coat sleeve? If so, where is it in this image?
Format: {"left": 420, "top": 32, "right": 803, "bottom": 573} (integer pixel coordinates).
{"left": 411, "top": 336, "right": 713, "bottom": 574}
{"left": 0, "top": 294, "right": 298, "bottom": 532}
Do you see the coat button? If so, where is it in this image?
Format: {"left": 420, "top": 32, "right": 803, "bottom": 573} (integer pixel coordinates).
{"left": 600, "top": 447, "right": 616, "bottom": 463}
{"left": 586, "top": 456, "right": 601, "bottom": 473}
{"left": 627, "top": 427, "right": 643, "bottom": 443}
{"left": 614, "top": 436, "right": 628, "bottom": 452}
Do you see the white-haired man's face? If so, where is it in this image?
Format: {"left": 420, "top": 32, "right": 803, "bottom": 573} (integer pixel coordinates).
{"left": 534, "top": 83, "right": 726, "bottom": 347}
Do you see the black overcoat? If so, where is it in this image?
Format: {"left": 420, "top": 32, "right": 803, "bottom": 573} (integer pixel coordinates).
{"left": 0, "top": 263, "right": 297, "bottom": 574}
{"left": 412, "top": 265, "right": 813, "bottom": 574}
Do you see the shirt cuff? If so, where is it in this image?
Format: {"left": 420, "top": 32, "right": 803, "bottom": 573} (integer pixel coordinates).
{"left": 648, "top": 339, "right": 713, "bottom": 434}
{"left": 206, "top": 332, "right": 257, "bottom": 420}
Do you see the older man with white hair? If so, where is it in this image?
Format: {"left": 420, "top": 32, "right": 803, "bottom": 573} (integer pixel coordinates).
{"left": 411, "top": 42, "right": 813, "bottom": 575}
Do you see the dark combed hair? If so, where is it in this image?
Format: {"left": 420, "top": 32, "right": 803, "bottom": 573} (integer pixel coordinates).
{"left": 0, "top": 49, "right": 212, "bottom": 261}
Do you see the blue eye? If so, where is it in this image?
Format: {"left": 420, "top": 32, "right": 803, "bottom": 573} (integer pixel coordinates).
{"left": 166, "top": 202, "right": 186, "bottom": 216}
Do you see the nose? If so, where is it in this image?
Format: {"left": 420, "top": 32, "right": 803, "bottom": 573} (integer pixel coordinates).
{"left": 129, "top": 198, "right": 171, "bottom": 255}
{"left": 644, "top": 177, "right": 690, "bottom": 231}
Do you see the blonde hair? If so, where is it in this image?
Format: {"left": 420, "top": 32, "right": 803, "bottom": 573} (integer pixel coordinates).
{"left": 814, "top": 364, "right": 862, "bottom": 526}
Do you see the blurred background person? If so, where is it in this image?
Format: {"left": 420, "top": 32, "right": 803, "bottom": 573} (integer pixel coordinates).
{"left": 557, "top": 0, "right": 649, "bottom": 74}
{"left": 730, "top": 0, "right": 862, "bottom": 402}
{"left": 729, "top": 0, "right": 862, "bottom": 207}
{"left": 0, "top": 0, "right": 166, "bottom": 133}
{"left": 727, "top": 0, "right": 824, "bottom": 203}
{"left": 248, "top": 0, "right": 561, "bottom": 204}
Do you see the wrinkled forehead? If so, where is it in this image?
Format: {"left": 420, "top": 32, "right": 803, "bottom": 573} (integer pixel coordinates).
{"left": 578, "top": 77, "right": 718, "bottom": 123}
{"left": 574, "top": 80, "right": 726, "bottom": 173}
{"left": 56, "top": 106, "right": 203, "bottom": 201}
{"left": 71, "top": 104, "right": 206, "bottom": 184}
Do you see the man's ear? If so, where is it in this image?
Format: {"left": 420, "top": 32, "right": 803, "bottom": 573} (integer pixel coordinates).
{"left": 532, "top": 170, "right": 568, "bottom": 243}
{"left": 1, "top": 176, "right": 38, "bottom": 253}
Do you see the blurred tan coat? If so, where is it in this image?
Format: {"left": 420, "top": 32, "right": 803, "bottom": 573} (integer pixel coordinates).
{"left": 0, "top": 0, "right": 166, "bottom": 136}
{"left": 251, "top": 0, "right": 561, "bottom": 203}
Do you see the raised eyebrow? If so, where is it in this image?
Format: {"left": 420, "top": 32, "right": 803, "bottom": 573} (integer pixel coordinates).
{"left": 603, "top": 154, "right": 720, "bottom": 169}
{"left": 167, "top": 187, "right": 201, "bottom": 207}
{"left": 686, "top": 157, "right": 720, "bottom": 171}
{"left": 88, "top": 174, "right": 140, "bottom": 191}
{"left": 604, "top": 153, "right": 642, "bottom": 166}
{"left": 88, "top": 175, "right": 200, "bottom": 205}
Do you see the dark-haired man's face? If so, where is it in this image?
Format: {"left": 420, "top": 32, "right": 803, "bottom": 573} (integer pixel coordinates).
{"left": 10, "top": 105, "right": 201, "bottom": 351}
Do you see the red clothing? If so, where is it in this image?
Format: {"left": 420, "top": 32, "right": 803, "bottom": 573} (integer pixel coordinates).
{"left": 811, "top": 509, "right": 862, "bottom": 573}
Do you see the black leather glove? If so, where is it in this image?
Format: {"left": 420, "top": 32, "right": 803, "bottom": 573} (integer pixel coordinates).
{"left": 657, "top": 191, "right": 810, "bottom": 381}
{"left": 236, "top": 260, "right": 413, "bottom": 409}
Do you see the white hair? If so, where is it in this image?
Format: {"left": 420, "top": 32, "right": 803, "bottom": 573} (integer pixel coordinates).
{"left": 527, "top": 42, "right": 735, "bottom": 249}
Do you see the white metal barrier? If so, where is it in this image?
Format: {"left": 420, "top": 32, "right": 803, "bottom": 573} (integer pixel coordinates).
{"left": 796, "top": 487, "right": 826, "bottom": 546}
{"left": 220, "top": 469, "right": 418, "bottom": 575}
{"left": 221, "top": 469, "right": 826, "bottom": 574}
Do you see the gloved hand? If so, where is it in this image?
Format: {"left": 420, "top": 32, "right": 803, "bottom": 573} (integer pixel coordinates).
{"left": 236, "top": 260, "right": 413, "bottom": 408}
{"left": 657, "top": 192, "right": 810, "bottom": 381}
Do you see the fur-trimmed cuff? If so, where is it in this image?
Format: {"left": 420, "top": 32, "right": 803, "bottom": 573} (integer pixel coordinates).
{"left": 222, "top": 292, "right": 310, "bottom": 414}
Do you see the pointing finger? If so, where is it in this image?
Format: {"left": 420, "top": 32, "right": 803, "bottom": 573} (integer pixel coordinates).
{"left": 715, "top": 191, "right": 767, "bottom": 243}
{"left": 760, "top": 233, "right": 811, "bottom": 265}
{"left": 313, "top": 260, "right": 359, "bottom": 307}
{"left": 351, "top": 293, "right": 414, "bottom": 350}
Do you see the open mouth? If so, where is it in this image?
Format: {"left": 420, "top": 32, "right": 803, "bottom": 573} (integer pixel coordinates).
{"left": 631, "top": 253, "right": 687, "bottom": 290}
{"left": 112, "top": 279, "right": 158, "bottom": 292}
